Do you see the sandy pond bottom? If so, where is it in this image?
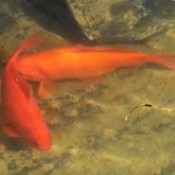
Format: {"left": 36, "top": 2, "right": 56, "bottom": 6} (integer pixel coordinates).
{"left": 0, "top": 66, "right": 175, "bottom": 175}
{"left": 0, "top": 4, "right": 175, "bottom": 175}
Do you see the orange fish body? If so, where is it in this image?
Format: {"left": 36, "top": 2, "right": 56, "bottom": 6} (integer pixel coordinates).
{"left": 16, "top": 46, "right": 175, "bottom": 82}
{"left": 1, "top": 35, "right": 51, "bottom": 151}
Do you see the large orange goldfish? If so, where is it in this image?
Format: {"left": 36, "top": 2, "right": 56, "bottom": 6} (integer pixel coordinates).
{"left": 16, "top": 45, "right": 175, "bottom": 96}
{"left": 1, "top": 34, "right": 51, "bottom": 151}
{"left": 16, "top": 46, "right": 175, "bottom": 81}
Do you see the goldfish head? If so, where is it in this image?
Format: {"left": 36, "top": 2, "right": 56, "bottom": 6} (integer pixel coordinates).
{"left": 17, "top": 59, "right": 47, "bottom": 81}
{"left": 24, "top": 126, "right": 51, "bottom": 151}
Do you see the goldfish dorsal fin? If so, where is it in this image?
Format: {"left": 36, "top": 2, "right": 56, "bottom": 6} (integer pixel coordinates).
{"left": 1, "top": 126, "right": 20, "bottom": 137}
{"left": 10, "top": 32, "right": 43, "bottom": 64}
{"left": 71, "top": 46, "right": 99, "bottom": 53}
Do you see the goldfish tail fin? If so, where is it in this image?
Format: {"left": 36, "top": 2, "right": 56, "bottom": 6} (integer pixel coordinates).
{"left": 10, "top": 32, "right": 43, "bottom": 64}
{"left": 150, "top": 54, "right": 175, "bottom": 69}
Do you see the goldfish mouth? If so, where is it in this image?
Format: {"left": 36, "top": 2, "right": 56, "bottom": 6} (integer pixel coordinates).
{"left": 32, "top": 142, "right": 51, "bottom": 151}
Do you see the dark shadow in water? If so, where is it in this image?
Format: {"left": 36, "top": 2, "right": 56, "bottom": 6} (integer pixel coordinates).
{"left": 0, "top": 133, "right": 31, "bottom": 151}
{"left": 21, "top": 0, "right": 93, "bottom": 45}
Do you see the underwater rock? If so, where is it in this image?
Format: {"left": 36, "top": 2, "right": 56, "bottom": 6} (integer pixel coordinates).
{"left": 0, "top": 0, "right": 22, "bottom": 34}
{"left": 66, "top": 0, "right": 175, "bottom": 42}
{"left": 2, "top": 0, "right": 175, "bottom": 43}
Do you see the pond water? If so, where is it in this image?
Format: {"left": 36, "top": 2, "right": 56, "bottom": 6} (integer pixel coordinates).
{"left": 0, "top": 0, "right": 175, "bottom": 175}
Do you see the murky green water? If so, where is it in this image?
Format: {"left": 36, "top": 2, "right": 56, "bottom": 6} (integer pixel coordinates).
{"left": 0, "top": 0, "right": 175, "bottom": 175}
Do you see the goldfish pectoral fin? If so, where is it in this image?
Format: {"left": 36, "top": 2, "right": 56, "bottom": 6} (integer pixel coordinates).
{"left": 80, "top": 77, "right": 102, "bottom": 83}
{"left": 1, "top": 126, "right": 20, "bottom": 138}
{"left": 38, "top": 80, "right": 56, "bottom": 99}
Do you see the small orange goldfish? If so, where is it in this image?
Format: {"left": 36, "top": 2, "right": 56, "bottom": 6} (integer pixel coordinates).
{"left": 1, "top": 34, "right": 51, "bottom": 151}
